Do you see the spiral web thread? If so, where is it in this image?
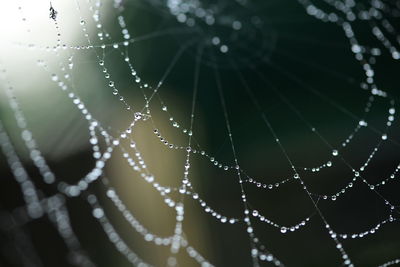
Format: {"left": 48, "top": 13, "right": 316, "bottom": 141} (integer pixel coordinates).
{"left": 1, "top": 0, "right": 400, "bottom": 266}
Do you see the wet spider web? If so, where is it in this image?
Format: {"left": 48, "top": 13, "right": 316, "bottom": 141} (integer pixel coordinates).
{"left": 1, "top": 0, "right": 400, "bottom": 266}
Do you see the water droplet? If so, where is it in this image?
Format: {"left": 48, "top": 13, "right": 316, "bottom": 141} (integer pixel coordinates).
{"left": 220, "top": 45, "right": 229, "bottom": 53}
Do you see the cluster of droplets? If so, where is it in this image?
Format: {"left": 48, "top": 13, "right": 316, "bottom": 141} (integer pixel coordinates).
{"left": 378, "top": 258, "right": 400, "bottom": 267}
{"left": 302, "top": 95, "right": 375, "bottom": 172}
{"left": 1, "top": 68, "right": 56, "bottom": 184}
{"left": 166, "top": 0, "right": 248, "bottom": 54}
{"left": 105, "top": 186, "right": 174, "bottom": 246}
{"left": 44, "top": 31, "right": 210, "bottom": 267}
{"left": 0, "top": 120, "right": 43, "bottom": 219}
{"left": 0, "top": 99, "right": 93, "bottom": 265}
{"left": 251, "top": 209, "right": 313, "bottom": 234}
{"left": 47, "top": 49, "right": 215, "bottom": 265}
{"left": 87, "top": 194, "right": 149, "bottom": 266}
{"left": 338, "top": 215, "right": 397, "bottom": 240}
{"left": 185, "top": 191, "right": 239, "bottom": 224}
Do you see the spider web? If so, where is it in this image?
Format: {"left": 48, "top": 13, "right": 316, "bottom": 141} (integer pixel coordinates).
{"left": 0, "top": 0, "right": 400, "bottom": 266}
